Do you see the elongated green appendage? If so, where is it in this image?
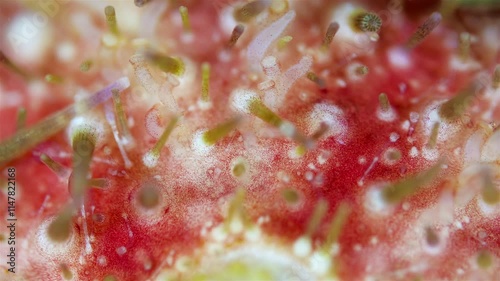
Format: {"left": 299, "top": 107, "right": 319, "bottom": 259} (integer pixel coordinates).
{"left": 406, "top": 12, "right": 442, "bottom": 48}
{"left": 0, "top": 78, "right": 129, "bottom": 166}
{"left": 323, "top": 202, "right": 351, "bottom": 252}
{"left": 225, "top": 187, "right": 249, "bottom": 232}
{"left": 481, "top": 169, "right": 499, "bottom": 205}
{"left": 45, "top": 74, "right": 64, "bottom": 84}
{"left": 151, "top": 116, "right": 178, "bottom": 156}
{"left": 143, "top": 116, "right": 179, "bottom": 168}
{"left": 382, "top": 160, "right": 443, "bottom": 204}
{"left": 493, "top": 65, "right": 500, "bottom": 89}
{"left": 134, "top": 0, "right": 150, "bottom": 7}
{"left": 233, "top": 0, "right": 269, "bottom": 22}
{"left": 16, "top": 107, "right": 26, "bottom": 131}
{"left": 307, "top": 72, "right": 326, "bottom": 89}
{"left": 378, "top": 93, "right": 390, "bottom": 112}
{"left": 179, "top": 6, "right": 191, "bottom": 33}
{"left": 459, "top": 32, "right": 471, "bottom": 62}
{"left": 0, "top": 108, "right": 74, "bottom": 167}
{"left": 248, "top": 98, "right": 283, "bottom": 127}
{"left": 88, "top": 178, "right": 109, "bottom": 189}
{"left": 426, "top": 122, "right": 440, "bottom": 149}
{"left": 311, "top": 122, "right": 329, "bottom": 140}
{"left": 322, "top": 22, "right": 339, "bottom": 50}
{"left": 105, "top": 6, "right": 119, "bottom": 36}
{"left": 146, "top": 52, "right": 185, "bottom": 76}
{"left": 305, "top": 199, "right": 328, "bottom": 237}
{"left": 40, "top": 153, "right": 71, "bottom": 179}
{"left": 201, "top": 62, "right": 211, "bottom": 102}
{"left": 294, "top": 122, "right": 329, "bottom": 153}
{"left": 241, "top": 95, "right": 313, "bottom": 149}
{"left": 112, "top": 89, "right": 132, "bottom": 143}
{"left": 68, "top": 172, "right": 108, "bottom": 198}
{"left": 227, "top": 24, "right": 245, "bottom": 48}
{"left": 70, "top": 126, "right": 98, "bottom": 205}
{"left": 439, "top": 82, "right": 479, "bottom": 121}
{"left": 292, "top": 199, "right": 328, "bottom": 257}
{"left": 202, "top": 117, "right": 241, "bottom": 146}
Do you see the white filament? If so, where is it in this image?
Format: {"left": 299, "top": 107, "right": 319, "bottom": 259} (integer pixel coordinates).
{"left": 247, "top": 10, "right": 296, "bottom": 70}
{"left": 276, "top": 55, "right": 313, "bottom": 97}
{"left": 104, "top": 103, "right": 133, "bottom": 169}
{"left": 264, "top": 55, "right": 313, "bottom": 111}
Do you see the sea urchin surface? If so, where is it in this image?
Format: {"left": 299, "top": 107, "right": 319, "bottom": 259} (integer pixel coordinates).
{"left": 0, "top": 0, "right": 499, "bottom": 280}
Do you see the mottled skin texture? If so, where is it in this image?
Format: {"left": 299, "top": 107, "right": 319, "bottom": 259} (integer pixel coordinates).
{"left": 0, "top": 0, "right": 499, "bottom": 280}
